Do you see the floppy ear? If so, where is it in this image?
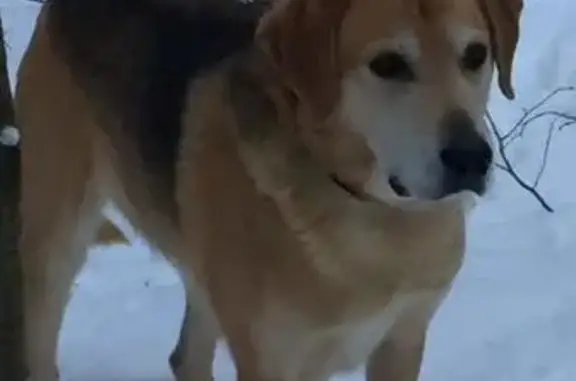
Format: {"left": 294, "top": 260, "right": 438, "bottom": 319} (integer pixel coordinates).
{"left": 256, "top": 0, "right": 350, "bottom": 121}
{"left": 478, "top": 0, "right": 523, "bottom": 100}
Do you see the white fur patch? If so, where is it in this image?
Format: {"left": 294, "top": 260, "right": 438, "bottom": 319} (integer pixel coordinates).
{"left": 340, "top": 67, "right": 442, "bottom": 200}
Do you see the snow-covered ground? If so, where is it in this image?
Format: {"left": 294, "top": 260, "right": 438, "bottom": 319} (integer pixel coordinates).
{"left": 3, "top": 0, "right": 576, "bottom": 380}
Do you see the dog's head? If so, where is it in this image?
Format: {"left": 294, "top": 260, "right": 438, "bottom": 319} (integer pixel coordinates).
{"left": 257, "top": 0, "right": 523, "bottom": 200}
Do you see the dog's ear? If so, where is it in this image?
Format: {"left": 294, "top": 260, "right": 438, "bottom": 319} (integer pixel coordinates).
{"left": 256, "top": 0, "right": 350, "bottom": 122}
{"left": 478, "top": 0, "right": 523, "bottom": 100}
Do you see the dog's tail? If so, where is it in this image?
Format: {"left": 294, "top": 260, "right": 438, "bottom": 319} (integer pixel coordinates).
{"left": 94, "top": 220, "right": 130, "bottom": 246}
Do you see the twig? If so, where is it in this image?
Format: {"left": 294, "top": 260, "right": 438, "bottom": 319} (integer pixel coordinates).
{"left": 486, "top": 111, "right": 554, "bottom": 213}
{"left": 504, "top": 110, "right": 576, "bottom": 148}
{"left": 533, "top": 122, "right": 555, "bottom": 189}
{"left": 501, "top": 86, "right": 575, "bottom": 143}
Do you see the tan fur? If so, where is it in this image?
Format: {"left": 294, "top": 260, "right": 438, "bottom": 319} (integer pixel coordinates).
{"left": 16, "top": 0, "right": 522, "bottom": 381}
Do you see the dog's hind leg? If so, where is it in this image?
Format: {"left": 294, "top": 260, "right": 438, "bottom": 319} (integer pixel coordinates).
{"left": 16, "top": 10, "right": 110, "bottom": 379}
{"left": 17, "top": 38, "right": 106, "bottom": 381}
{"left": 20, "top": 156, "right": 104, "bottom": 381}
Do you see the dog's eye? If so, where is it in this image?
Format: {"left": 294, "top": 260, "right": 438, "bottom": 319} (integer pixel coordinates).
{"left": 369, "top": 52, "right": 415, "bottom": 82}
{"left": 461, "top": 42, "right": 488, "bottom": 72}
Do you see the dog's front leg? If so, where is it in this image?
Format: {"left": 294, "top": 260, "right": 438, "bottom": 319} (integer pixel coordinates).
{"left": 365, "top": 295, "right": 445, "bottom": 381}
{"left": 366, "top": 324, "right": 426, "bottom": 381}
{"left": 170, "top": 296, "right": 218, "bottom": 381}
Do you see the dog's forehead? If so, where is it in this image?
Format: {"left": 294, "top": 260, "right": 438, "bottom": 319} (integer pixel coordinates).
{"left": 340, "top": 0, "right": 488, "bottom": 62}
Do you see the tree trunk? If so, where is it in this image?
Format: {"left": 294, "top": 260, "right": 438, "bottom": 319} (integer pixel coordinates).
{"left": 0, "top": 12, "right": 27, "bottom": 381}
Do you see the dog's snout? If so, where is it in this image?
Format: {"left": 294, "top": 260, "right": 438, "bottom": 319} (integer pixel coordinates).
{"left": 437, "top": 109, "right": 493, "bottom": 196}
{"left": 440, "top": 110, "right": 493, "bottom": 176}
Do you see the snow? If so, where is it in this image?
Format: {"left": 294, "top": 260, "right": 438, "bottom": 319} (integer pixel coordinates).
{"left": 3, "top": 0, "right": 576, "bottom": 380}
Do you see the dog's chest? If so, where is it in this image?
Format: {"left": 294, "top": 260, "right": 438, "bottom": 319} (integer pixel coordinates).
{"left": 254, "top": 292, "right": 428, "bottom": 381}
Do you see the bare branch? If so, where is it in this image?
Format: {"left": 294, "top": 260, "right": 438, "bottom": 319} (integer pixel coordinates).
{"left": 533, "top": 122, "right": 555, "bottom": 189}
{"left": 501, "top": 86, "right": 575, "bottom": 143}
{"left": 505, "top": 110, "right": 573, "bottom": 146}
{"left": 486, "top": 111, "right": 555, "bottom": 213}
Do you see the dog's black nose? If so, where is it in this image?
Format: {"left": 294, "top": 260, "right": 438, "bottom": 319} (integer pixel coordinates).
{"left": 440, "top": 139, "right": 492, "bottom": 176}
{"left": 440, "top": 110, "right": 493, "bottom": 177}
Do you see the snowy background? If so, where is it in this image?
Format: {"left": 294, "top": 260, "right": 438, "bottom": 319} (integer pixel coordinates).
{"left": 3, "top": 0, "right": 576, "bottom": 380}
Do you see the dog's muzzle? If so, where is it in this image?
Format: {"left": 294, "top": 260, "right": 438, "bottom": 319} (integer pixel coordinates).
{"left": 439, "top": 109, "right": 493, "bottom": 196}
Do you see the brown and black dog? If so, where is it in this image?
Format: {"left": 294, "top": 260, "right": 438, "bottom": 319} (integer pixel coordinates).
{"left": 16, "top": 0, "right": 522, "bottom": 380}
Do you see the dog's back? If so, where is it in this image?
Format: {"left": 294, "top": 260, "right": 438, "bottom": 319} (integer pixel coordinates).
{"left": 38, "top": 0, "right": 265, "bottom": 220}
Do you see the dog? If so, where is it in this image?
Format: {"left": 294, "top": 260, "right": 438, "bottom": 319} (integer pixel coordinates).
{"left": 15, "top": 0, "right": 522, "bottom": 380}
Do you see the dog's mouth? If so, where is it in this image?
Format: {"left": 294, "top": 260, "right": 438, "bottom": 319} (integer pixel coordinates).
{"left": 330, "top": 174, "right": 363, "bottom": 198}
{"left": 388, "top": 175, "right": 410, "bottom": 197}
{"left": 330, "top": 174, "right": 410, "bottom": 199}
